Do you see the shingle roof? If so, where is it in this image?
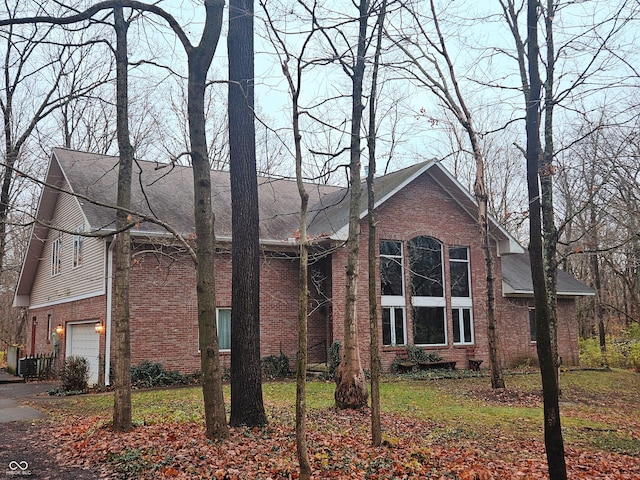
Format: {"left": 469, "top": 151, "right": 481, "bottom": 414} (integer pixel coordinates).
{"left": 54, "top": 148, "right": 344, "bottom": 242}
{"left": 501, "top": 253, "right": 594, "bottom": 297}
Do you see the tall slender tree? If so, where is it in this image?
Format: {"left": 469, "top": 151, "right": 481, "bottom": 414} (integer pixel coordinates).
{"left": 228, "top": 0, "right": 268, "bottom": 427}
{"left": 523, "top": 0, "right": 566, "bottom": 477}
{"left": 332, "top": 0, "right": 371, "bottom": 410}
{"left": 111, "top": 5, "right": 134, "bottom": 432}
{"left": 367, "top": 0, "right": 387, "bottom": 446}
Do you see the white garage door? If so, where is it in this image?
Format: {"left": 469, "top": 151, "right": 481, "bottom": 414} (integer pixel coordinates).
{"left": 67, "top": 323, "right": 100, "bottom": 385}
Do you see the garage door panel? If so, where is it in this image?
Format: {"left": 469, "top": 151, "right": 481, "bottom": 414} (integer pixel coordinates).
{"left": 68, "top": 323, "right": 100, "bottom": 385}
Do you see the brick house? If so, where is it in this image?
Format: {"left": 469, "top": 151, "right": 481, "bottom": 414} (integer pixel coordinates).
{"left": 14, "top": 148, "right": 592, "bottom": 384}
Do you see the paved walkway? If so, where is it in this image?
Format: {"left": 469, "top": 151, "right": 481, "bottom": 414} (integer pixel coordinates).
{"left": 0, "top": 370, "right": 58, "bottom": 423}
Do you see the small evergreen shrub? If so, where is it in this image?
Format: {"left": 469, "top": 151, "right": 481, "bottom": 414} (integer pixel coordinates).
{"left": 61, "top": 356, "right": 89, "bottom": 392}
{"left": 261, "top": 351, "right": 290, "bottom": 378}
{"left": 130, "top": 360, "right": 198, "bottom": 388}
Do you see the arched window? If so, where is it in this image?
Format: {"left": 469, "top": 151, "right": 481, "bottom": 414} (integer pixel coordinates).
{"left": 408, "top": 236, "right": 443, "bottom": 297}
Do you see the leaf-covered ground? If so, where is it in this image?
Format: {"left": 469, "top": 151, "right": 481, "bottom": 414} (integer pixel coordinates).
{"left": 25, "top": 370, "right": 640, "bottom": 479}
{"left": 39, "top": 403, "right": 639, "bottom": 479}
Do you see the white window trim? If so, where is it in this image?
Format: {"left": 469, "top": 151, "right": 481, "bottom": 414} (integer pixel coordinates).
{"left": 217, "top": 307, "right": 231, "bottom": 352}
{"left": 382, "top": 306, "right": 406, "bottom": 347}
{"left": 73, "top": 226, "right": 84, "bottom": 269}
{"left": 452, "top": 306, "right": 474, "bottom": 345}
{"left": 380, "top": 240, "right": 404, "bottom": 297}
{"left": 51, "top": 237, "right": 62, "bottom": 276}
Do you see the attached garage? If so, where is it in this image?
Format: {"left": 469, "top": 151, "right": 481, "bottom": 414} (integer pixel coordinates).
{"left": 66, "top": 322, "right": 100, "bottom": 385}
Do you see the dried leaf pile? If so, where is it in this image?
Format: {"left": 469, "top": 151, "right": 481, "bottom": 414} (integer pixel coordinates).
{"left": 39, "top": 407, "right": 640, "bottom": 479}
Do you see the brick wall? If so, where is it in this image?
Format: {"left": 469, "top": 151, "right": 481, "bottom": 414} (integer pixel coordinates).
{"left": 26, "top": 169, "right": 580, "bottom": 378}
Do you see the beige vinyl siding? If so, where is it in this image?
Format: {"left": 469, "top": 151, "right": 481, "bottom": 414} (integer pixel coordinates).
{"left": 30, "top": 187, "right": 107, "bottom": 307}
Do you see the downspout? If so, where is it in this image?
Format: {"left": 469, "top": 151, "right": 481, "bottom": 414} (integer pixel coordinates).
{"left": 105, "top": 239, "right": 115, "bottom": 386}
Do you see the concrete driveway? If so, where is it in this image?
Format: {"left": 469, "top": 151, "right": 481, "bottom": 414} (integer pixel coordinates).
{"left": 0, "top": 370, "right": 58, "bottom": 423}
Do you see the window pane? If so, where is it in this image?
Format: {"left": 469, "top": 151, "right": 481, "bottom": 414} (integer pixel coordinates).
{"left": 529, "top": 309, "right": 536, "bottom": 342}
{"left": 450, "top": 261, "right": 470, "bottom": 297}
{"left": 413, "top": 306, "right": 445, "bottom": 345}
{"left": 382, "top": 308, "right": 392, "bottom": 346}
{"left": 449, "top": 246, "right": 468, "bottom": 260}
{"left": 380, "top": 240, "right": 401, "bottom": 256}
{"left": 394, "top": 308, "right": 405, "bottom": 345}
{"left": 381, "top": 257, "right": 403, "bottom": 296}
{"left": 408, "top": 236, "right": 443, "bottom": 297}
{"left": 452, "top": 308, "right": 461, "bottom": 343}
{"left": 463, "top": 309, "right": 472, "bottom": 343}
{"left": 218, "top": 309, "right": 231, "bottom": 350}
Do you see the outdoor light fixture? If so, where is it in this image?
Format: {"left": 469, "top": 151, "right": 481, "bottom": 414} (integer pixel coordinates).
{"left": 55, "top": 324, "right": 64, "bottom": 335}
{"left": 94, "top": 322, "right": 105, "bottom": 334}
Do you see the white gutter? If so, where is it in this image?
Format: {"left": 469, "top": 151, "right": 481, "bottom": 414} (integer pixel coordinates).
{"left": 105, "top": 240, "right": 114, "bottom": 386}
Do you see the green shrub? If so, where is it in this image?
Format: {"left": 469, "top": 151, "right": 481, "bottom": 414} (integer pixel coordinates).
{"left": 261, "top": 351, "right": 290, "bottom": 378}
{"left": 580, "top": 336, "right": 640, "bottom": 369}
{"left": 390, "top": 346, "right": 442, "bottom": 373}
{"left": 507, "top": 354, "right": 539, "bottom": 370}
{"left": 579, "top": 337, "right": 606, "bottom": 368}
{"left": 629, "top": 342, "right": 640, "bottom": 371}
{"left": 626, "top": 322, "right": 640, "bottom": 340}
{"left": 130, "top": 360, "right": 198, "bottom": 388}
{"left": 62, "top": 356, "right": 89, "bottom": 392}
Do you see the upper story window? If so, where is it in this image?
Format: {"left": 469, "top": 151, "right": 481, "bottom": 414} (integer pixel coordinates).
{"left": 51, "top": 236, "right": 62, "bottom": 276}
{"left": 449, "top": 246, "right": 470, "bottom": 298}
{"left": 73, "top": 227, "right": 84, "bottom": 268}
{"left": 408, "top": 236, "right": 443, "bottom": 297}
{"left": 380, "top": 240, "right": 403, "bottom": 297}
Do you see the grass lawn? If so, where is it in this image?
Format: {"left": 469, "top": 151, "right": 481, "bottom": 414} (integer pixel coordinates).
{"left": 32, "top": 368, "right": 640, "bottom": 479}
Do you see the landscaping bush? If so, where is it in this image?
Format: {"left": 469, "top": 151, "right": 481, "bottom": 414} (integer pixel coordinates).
{"left": 130, "top": 360, "right": 198, "bottom": 388}
{"left": 508, "top": 354, "right": 539, "bottom": 370}
{"left": 326, "top": 341, "right": 342, "bottom": 379}
{"left": 61, "top": 356, "right": 89, "bottom": 392}
{"left": 390, "top": 346, "right": 442, "bottom": 373}
{"left": 579, "top": 335, "right": 640, "bottom": 370}
{"left": 261, "top": 351, "right": 290, "bottom": 378}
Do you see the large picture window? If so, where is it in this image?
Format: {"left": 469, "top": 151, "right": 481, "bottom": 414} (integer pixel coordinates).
{"left": 413, "top": 306, "right": 446, "bottom": 345}
{"left": 382, "top": 307, "right": 405, "bottom": 346}
{"left": 380, "top": 240, "right": 403, "bottom": 296}
{"left": 408, "top": 236, "right": 443, "bottom": 297}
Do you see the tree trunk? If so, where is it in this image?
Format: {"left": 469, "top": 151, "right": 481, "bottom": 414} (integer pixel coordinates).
{"left": 334, "top": 0, "right": 369, "bottom": 411}
{"left": 367, "top": 0, "right": 387, "bottom": 446}
{"left": 187, "top": 0, "right": 228, "bottom": 440}
{"left": 112, "top": 5, "right": 133, "bottom": 432}
{"left": 295, "top": 120, "right": 311, "bottom": 480}
{"left": 525, "top": 1, "right": 567, "bottom": 477}
{"left": 541, "top": 0, "right": 560, "bottom": 390}
{"left": 228, "top": 0, "right": 267, "bottom": 428}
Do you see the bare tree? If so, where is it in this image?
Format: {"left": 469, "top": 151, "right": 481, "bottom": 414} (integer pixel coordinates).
{"left": 392, "top": 0, "right": 506, "bottom": 389}
{"left": 2, "top": 0, "right": 229, "bottom": 439}
{"left": 367, "top": 0, "right": 387, "bottom": 446}
{"left": 0, "top": 1, "right": 108, "bottom": 276}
